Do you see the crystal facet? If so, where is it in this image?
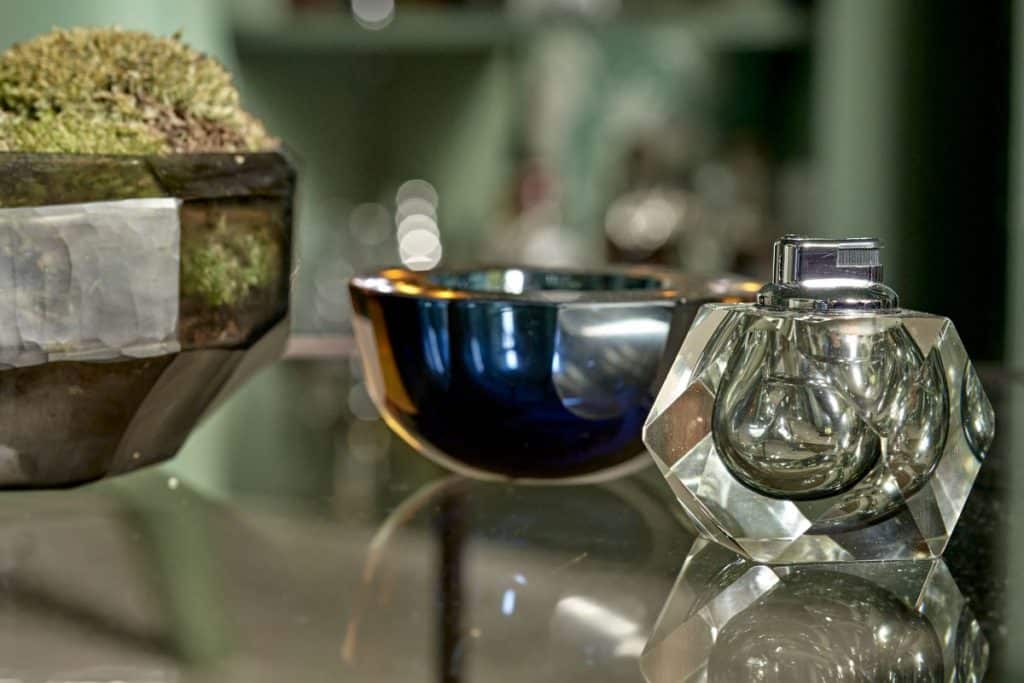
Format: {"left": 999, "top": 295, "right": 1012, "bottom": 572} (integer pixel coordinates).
{"left": 641, "top": 540, "right": 989, "bottom": 683}
{"left": 644, "top": 304, "right": 991, "bottom": 562}
{"left": 961, "top": 361, "right": 995, "bottom": 458}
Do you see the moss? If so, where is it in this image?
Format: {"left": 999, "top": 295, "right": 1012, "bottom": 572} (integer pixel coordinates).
{"left": 0, "top": 28, "right": 277, "bottom": 154}
{"left": 181, "top": 214, "right": 281, "bottom": 307}
{"left": 0, "top": 111, "right": 164, "bottom": 155}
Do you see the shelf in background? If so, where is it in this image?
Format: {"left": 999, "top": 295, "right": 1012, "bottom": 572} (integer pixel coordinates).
{"left": 234, "top": 9, "right": 515, "bottom": 54}
{"left": 233, "top": 2, "right": 809, "bottom": 55}
{"left": 284, "top": 334, "right": 357, "bottom": 359}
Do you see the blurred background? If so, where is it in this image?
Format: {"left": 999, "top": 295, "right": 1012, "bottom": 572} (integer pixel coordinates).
{"left": 0, "top": 0, "right": 1013, "bottom": 360}
{"left": 0, "top": 0, "right": 1021, "bottom": 680}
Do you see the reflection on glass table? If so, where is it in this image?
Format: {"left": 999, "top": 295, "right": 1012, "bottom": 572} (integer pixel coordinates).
{"left": 0, "top": 464, "right": 687, "bottom": 682}
{"left": 342, "top": 476, "right": 684, "bottom": 682}
{"left": 0, "top": 359, "right": 1012, "bottom": 681}
{"left": 641, "top": 539, "right": 988, "bottom": 683}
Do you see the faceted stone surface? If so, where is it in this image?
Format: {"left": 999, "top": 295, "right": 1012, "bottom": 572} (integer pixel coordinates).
{"left": 0, "top": 152, "right": 294, "bottom": 487}
{"left": 0, "top": 198, "right": 181, "bottom": 367}
{"left": 643, "top": 304, "right": 992, "bottom": 562}
{"left": 641, "top": 539, "right": 989, "bottom": 683}
{"left": 0, "top": 152, "right": 293, "bottom": 349}
{"left": 0, "top": 321, "right": 287, "bottom": 487}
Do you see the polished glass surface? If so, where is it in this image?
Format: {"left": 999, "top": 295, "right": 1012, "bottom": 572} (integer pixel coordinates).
{"left": 644, "top": 304, "right": 990, "bottom": 563}
{"left": 0, "top": 360, "right": 1011, "bottom": 679}
{"left": 0, "top": 358, "right": 1014, "bottom": 681}
{"left": 427, "top": 269, "right": 666, "bottom": 295}
{"left": 349, "top": 267, "right": 758, "bottom": 482}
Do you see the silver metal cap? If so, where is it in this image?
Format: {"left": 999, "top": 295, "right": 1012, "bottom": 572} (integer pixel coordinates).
{"left": 757, "top": 235, "right": 899, "bottom": 311}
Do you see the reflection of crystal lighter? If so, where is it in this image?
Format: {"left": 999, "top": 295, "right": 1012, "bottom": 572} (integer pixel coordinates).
{"left": 644, "top": 236, "right": 995, "bottom": 563}
{"left": 640, "top": 539, "right": 989, "bottom": 683}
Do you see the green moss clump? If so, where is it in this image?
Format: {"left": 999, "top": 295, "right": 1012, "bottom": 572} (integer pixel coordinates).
{"left": 0, "top": 27, "right": 277, "bottom": 154}
{"left": 182, "top": 215, "right": 281, "bottom": 307}
{"left": 0, "top": 110, "right": 165, "bottom": 155}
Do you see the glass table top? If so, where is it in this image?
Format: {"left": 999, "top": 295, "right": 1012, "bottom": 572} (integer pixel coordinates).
{"left": 0, "top": 359, "right": 1015, "bottom": 682}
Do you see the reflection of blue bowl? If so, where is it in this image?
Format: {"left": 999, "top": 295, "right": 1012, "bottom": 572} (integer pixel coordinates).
{"left": 349, "top": 267, "right": 758, "bottom": 482}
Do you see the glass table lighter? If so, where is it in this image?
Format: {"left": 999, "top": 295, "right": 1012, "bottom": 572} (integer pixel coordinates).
{"left": 644, "top": 236, "right": 995, "bottom": 563}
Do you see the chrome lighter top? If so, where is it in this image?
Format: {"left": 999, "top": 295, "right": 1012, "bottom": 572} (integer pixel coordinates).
{"left": 757, "top": 235, "right": 899, "bottom": 311}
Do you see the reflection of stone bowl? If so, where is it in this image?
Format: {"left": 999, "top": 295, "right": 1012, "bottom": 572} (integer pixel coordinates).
{"left": 0, "top": 152, "right": 294, "bottom": 487}
{"left": 349, "top": 266, "right": 758, "bottom": 482}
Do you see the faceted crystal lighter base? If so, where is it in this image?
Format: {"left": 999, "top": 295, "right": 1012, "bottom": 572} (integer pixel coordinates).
{"left": 643, "top": 304, "right": 994, "bottom": 563}
{"left": 640, "top": 540, "right": 988, "bottom": 683}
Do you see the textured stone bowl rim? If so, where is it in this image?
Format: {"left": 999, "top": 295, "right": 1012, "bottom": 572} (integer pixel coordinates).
{"left": 0, "top": 148, "right": 297, "bottom": 202}
{"left": 0, "top": 149, "right": 298, "bottom": 193}
{"left": 0, "top": 149, "right": 290, "bottom": 160}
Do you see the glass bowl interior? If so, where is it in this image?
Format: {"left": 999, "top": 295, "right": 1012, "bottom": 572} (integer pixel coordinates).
{"left": 427, "top": 268, "right": 664, "bottom": 295}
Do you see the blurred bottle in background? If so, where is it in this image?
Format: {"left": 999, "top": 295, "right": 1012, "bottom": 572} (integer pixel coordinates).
{"left": 483, "top": 156, "right": 591, "bottom": 267}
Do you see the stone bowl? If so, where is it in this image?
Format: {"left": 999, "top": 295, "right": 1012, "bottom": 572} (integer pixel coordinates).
{"left": 349, "top": 266, "right": 758, "bottom": 482}
{"left": 0, "top": 151, "right": 294, "bottom": 487}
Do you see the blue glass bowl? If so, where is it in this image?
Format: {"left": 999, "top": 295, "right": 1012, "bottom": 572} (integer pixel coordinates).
{"left": 349, "top": 266, "right": 758, "bottom": 482}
